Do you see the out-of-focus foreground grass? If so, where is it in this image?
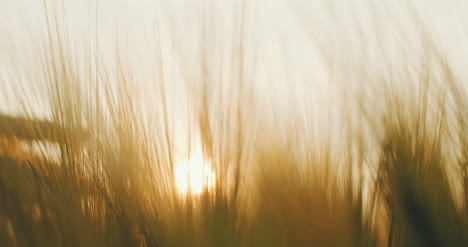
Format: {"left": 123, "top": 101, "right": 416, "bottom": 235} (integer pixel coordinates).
{"left": 1, "top": 3, "right": 468, "bottom": 247}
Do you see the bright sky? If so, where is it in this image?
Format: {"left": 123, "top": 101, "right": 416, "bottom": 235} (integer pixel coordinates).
{"left": 2, "top": 0, "right": 468, "bottom": 153}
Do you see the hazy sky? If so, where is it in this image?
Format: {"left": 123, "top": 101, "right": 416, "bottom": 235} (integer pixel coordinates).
{"left": 2, "top": 0, "right": 468, "bottom": 152}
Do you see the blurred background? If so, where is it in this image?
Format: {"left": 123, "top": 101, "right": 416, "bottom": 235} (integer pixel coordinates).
{"left": 1, "top": 0, "right": 468, "bottom": 246}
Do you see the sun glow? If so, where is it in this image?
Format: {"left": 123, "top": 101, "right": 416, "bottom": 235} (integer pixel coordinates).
{"left": 175, "top": 151, "right": 215, "bottom": 195}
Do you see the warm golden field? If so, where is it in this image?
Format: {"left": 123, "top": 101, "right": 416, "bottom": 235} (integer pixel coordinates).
{"left": 1, "top": 1, "right": 468, "bottom": 246}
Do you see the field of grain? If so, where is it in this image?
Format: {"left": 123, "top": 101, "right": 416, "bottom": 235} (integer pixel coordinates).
{"left": 1, "top": 1, "right": 468, "bottom": 246}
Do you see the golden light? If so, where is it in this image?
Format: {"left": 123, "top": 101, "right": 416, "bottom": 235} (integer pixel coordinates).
{"left": 175, "top": 151, "right": 215, "bottom": 195}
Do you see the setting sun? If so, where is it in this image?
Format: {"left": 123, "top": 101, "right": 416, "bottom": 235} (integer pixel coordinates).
{"left": 175, "top": 151, "right": 215, "bottom": 195}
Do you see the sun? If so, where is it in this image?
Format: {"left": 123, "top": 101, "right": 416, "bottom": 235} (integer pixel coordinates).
{"left": 174, "top": 151, "right": 215, "bottom": 195}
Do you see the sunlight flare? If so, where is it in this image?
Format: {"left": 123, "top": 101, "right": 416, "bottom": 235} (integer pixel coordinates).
{"left": 175, "top": 151, "right": 215, "bottom": 195}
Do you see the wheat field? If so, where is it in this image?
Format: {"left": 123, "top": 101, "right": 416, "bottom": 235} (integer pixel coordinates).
{"left": 1, "top": 0, "right": 468, "bottom": 246}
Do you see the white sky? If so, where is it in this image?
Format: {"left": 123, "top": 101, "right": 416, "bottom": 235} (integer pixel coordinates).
{"left": 2, "top": 0, "right": 468, "bottom": 154}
